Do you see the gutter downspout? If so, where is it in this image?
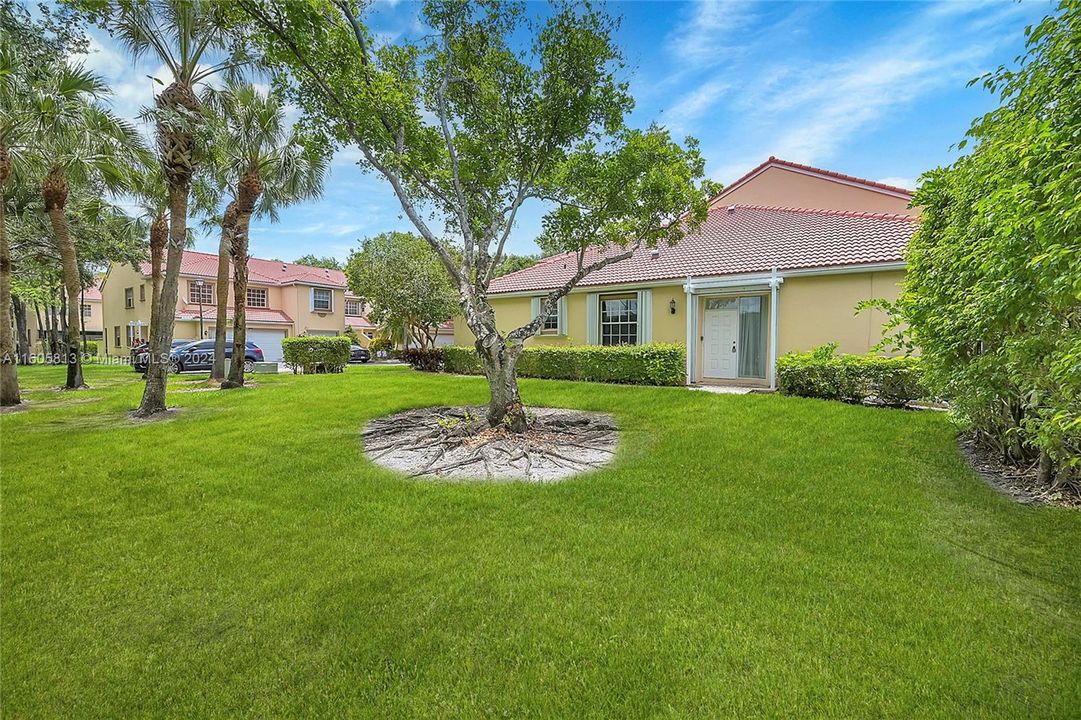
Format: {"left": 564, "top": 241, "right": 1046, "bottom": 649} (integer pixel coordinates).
{"left": 684, "top": 275, "right": 695, "bottom": 385}
{"left": 769, "top": 266, "right": 783, "bottom": 390}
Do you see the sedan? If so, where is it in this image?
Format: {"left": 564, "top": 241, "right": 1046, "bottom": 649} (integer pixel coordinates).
{"left": 135, "top": 340, "right": 264, "bottom": 373}
{"left": 350, "top": 345, "right": 371, "bottom": 363}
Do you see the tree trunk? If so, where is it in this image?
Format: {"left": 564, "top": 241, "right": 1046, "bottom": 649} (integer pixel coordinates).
{"left": 145, "top": 211, "right": 166, "bottom": 377}
{"left": 212, "top": 201, "right": 237, "bottom": 381}
{"left": 34, "top": 303, "right": 47, "bottom": 358}
{"left": 476, "top": 338, "right": 527, "bottom": 431}
{"left": 0, "top": 184, "right": 19, "bottom": 405}
{"left": 12, "top": 294, "right": 30, "bottom": 365}
{"left": 136, "top": 184, "right": 188, "bottom": 417}
{"left": 222, "top": 212, "right": 250, "bottom": 389}
{"left": 44, "top": 183, "right": 86, "bottom": 389}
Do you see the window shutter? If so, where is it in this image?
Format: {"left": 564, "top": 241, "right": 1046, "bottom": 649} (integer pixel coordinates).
{"left": 586, "top": 293, "right": 599, "bottom": 345}
{"left": 309, "top": 288, "right": 315, "bottom": 312}
{"left": 637, "top": 289, "right": 652, "bottom": 344}
{"left": 557, "top": 296, "right": 568, "bottom": 336}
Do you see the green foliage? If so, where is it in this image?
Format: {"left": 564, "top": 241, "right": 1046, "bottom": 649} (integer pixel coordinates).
{"left": 491, "top": 253, "right": 540, "bottom": 278}
{"left": 281, "top": 335, "right": 350, "bottom": 374}
{"left": 399, "top": 347, "right": 443, "bottom": 373}
{"left": 368, "top": 335, "right": 395, "bottom": 354}
{"left": 345, "top": 232, "right": 457, "bottom": 349}
{"left": 776, "top": 345, "right": 925, "bottom": 407}
{"left": 292, "top": 253, "right": 342, "bottom": 270}
{"left": 81, "top": 341, "right": 98, "bottom": 357}
{"left": 442, "top": 343, "right": 686, "bottom": 386}
{"left": 894, "top": 2, "right": 1081, "bottom": 479}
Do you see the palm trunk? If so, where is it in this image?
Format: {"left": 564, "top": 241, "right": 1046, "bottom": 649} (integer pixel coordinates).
{"left": 223, "top": 213, "right": 250, "bottom": 388}
{"left": 145, "top": 212, "right": 166, "bottom": 376}
{"left": 34, "top": 303, "right": 46, "bottom": 358}
{"left": 0, "top": 183, "right": 20, "bottom": 405}
{"left": 45, "top": 199, "right": 86, "bottom": 390}
{"left": 212, "top": 202, "right": 237, "bottom": 381}
{"left": 137, "top": 185, "right": 188, "bottom": 416}
{"left": 12, "top": 294, "right": 29, "bottom": 365}
{"left": 476, "top": 337, "right": 527, "bottom": 431}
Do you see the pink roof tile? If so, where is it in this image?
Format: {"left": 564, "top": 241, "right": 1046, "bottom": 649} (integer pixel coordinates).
{"left": 139, "top": 250, "right": 348, "bottom": 287}
{"left": 175, "top": 307, "right": 294, "bottom": 324}
{"left": 488, "top": 204, "right": 917, "bottom": 294}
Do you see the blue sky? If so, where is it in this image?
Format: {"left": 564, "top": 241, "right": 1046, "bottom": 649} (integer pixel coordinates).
{"left": 74, "top": 0, "right": 1053, "bottom": 263}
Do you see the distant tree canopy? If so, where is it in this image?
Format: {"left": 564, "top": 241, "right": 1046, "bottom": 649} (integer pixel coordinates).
{"left": 345, "top": 232, "right": 457, "bottom": 350}
{"left": 492, "top": 253, "right": 540, "bottom": 278}
{"left": 293, "top": 253, "right": 342, "bottom": 270}
{"left": 893, "top": 1, "right": 1080, "bottom": 486}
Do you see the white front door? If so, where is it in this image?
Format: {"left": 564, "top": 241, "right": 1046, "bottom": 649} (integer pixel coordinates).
{"left": 703, "top": 299, "right": 739, "bottom": 379}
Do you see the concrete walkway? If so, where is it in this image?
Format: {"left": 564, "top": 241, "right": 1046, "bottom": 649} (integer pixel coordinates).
{"left": 689, "top": 384, "right": 756, "bottom": 395}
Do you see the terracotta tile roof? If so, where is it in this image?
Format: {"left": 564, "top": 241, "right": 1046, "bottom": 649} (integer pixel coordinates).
{"left": 714, "top": 156, "right": 914, "bottom": 204}
{"left": 82, "top": 283, "right": 103, "bottom": 302}
{"left": 139, "top": 250, "right": 348, "bottom": 287}
{"left": 175, "top": 307, "right": 294, "bottom": 324}
{"left": 488, "top": 204, "right": 917, "bottom": 294}
{"left": 345, "top": 313, "right": 375, "bottom": 328}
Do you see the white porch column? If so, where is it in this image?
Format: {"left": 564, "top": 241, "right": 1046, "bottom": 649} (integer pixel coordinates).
{"left": 684, "top": 277, "right": 696, "bottom": 385}
{"left": 768, "top": 266, "right": 783, "bottom": 390}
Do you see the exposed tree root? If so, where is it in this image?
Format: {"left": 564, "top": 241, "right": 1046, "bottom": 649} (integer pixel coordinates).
{"left": 363, "top": 406, "right": 618, "bottom": 482}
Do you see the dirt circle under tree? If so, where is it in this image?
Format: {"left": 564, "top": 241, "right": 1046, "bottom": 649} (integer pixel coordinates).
{"left": 362, "top": 406, "right": 618, "bottom": 482}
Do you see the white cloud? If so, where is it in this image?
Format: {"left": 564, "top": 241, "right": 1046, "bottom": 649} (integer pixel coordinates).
{"left": 666, "top": 0, "right": 758, "bottom": 66}
{"left": 665, "top": 78, "right": 732, "bottom": 132}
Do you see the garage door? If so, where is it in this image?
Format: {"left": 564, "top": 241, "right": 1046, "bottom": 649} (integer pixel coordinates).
{"left": 246, "top": 329, "right": 287, "bottom": 362}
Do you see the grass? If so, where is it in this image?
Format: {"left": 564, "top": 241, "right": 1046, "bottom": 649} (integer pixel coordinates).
{"left": 2, "top": 364, "right": 1078, "bottom": 718}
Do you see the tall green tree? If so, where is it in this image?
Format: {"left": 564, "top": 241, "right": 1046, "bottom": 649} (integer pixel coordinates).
{"left": 292, "top": 253, "right": 342, "bottom": 270}
{"left": 86, "top": 0, "right": 244, "bottom": 415}
{"left": 202, "top": 81, "right": 328, "bottom": 387}
{"left": 346, "top": 232, "right": 458, "bottom": 350}
{"left": 893, "top": 1, "right": 1080, "bottom": 486}
{"left": 17, "top": 58, "right": 146, "bottom": 389}
{"left": 236, "top": 0, "right": 714, "bottom": 430}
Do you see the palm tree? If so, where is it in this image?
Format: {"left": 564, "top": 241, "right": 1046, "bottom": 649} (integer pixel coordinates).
{"left": 104, "top": 0, "right": 241, "bottom": 415}
{"left": 22, "top": 60, "right": 146, "bottom": 390}
{"left": 128, "top": 163, "right": 172, "bottom": 368}
{"left": 0, "top": 42, "right": 25, "bottom": 404}
{"left": 203, "top": 83, "right": 327, "bottom": 387}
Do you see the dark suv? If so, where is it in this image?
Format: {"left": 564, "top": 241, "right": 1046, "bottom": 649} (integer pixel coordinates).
{"left": 134, "top": 340, "right": 264, "bottom": 373}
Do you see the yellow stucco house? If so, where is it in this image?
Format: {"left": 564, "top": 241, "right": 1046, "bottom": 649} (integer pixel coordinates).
{"left": 454, "top": 157, "right": 918, "bottom": 388}
{"left": 100, "top": 253, "right": 379, "bottom": 361}
{"left": 20, "top": 278, "right": 105, "bottom": 352}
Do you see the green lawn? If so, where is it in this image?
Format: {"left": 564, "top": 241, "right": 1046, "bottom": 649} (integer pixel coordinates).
{"left": 2, "top": 364, "right": 1078, "bottom": 718}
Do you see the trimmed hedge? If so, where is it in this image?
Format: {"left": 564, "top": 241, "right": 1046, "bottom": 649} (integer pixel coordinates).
{"left": 441, "top": 343, "right": 686, "bottom": 386}
{"left": 282, "top": 336, "right": 350, "bottom": 374}
{"left": 777, "top": 344, "right": 925, "bottom": 407}
{"left": 81, "top": 341, "right": 98, "bottom": 357}
{"left": 399, "top": 347, "right": 443, "bottom": 372}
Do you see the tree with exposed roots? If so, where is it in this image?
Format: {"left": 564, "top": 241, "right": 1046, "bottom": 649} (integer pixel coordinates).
{"left": 201, "top": 81, "right": 328, "bottom": 388}
{"left": 235, "top": 0, "right": 715, "bottom": 431}
{"left": 85, "top": 0, "right": 245, "bottom": 416}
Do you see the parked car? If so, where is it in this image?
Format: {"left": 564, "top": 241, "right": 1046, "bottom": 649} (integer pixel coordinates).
{"left": 349, "top": 345, "right": 371, "bottom": 363}
{"left": 134, "top": 339, "right": 264, "bottom": 373}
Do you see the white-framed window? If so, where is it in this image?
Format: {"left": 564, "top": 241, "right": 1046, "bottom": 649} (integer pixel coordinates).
{"left": 600, "top": 294, "right": 638, "bottom": 346}
{"left": 124, "top": 287, "right": 134, "bottom": 309}
{"left": 126, "top": 325, "right": 136, "bottom": 347}
{"left": 139, "top": 285, "right": 146, "bottom": 302}
{"left": 81, "top": 303, "right": 93, "bottom": 319}
{"left": 246, "top": 287, "right": 268, "bottom": 308}
{"left": 114, "top": 325, "right": 121, "bottom": 348}
{"left": 345, "top": 299, "right": 361, "bottom": 316}
{"left": 311, "top": 288, "right": 332, "bottom": 312}
{"left": 541, "top": 302, "right": 558, "bottom": 333}
{"left": 188, "top": 281, "right": 214, "bottom": 305}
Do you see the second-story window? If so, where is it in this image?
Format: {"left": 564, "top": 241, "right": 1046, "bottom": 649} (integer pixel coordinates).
{"left": 124, "top": 287, "right": 134, "bottom": 308}
{"left": 312, "top": 288, "right": 332, "bottom": 312}
{"left": 345, "top": 299, "right": 361, "bottom": 316}
{"left": 246, "top": 287, "right": 268, "bottom": 308}
{"left": 81, "top": 304, "right": 92, "bottom": 319}
{"left": 188, "top": 281, "right": 214, "bottom": 305}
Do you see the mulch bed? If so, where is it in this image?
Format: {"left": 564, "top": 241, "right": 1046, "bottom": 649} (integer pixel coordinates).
{"left": 363, "top": 406, "right": 618, "bottom": 482}
{"left": 958, "top": 433, "right": 1080, "bottom": 508}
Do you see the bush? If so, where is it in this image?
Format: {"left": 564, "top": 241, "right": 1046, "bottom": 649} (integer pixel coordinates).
{"left": 399, "top": 347, "right": 443, "bottom": 372}
{"left": 441, "top": 343, "right": 686, "bottom": 386}
{"left": 81, "top": 341, "right": 98, "bottom": 357}
{"left": 282, "top": 336, "right": 351, "bottom": 374}
{"left": 777, "top": 344, "right": 924, "bottom": 407}
{"left": 368, "top": 336, "right": 395, "bottom": 354}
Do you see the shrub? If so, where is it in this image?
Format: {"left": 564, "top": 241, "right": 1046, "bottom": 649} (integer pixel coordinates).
{"left": 368, "top": 336, "right": 395, "bottom": 354}
{"left": 81, "top": 341, "right": 98, "bottom": 357}
{"left": 399, "top": 347, "right": 443, "bottom": 372}
{"left": 282, "top": 336, "right": 351, "bottom": 374}
{"left": 441, "top": 343, "right": 686, "bottom": 386}
{"left": 776, "top": 344, "right": 925, "bottom": 407}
